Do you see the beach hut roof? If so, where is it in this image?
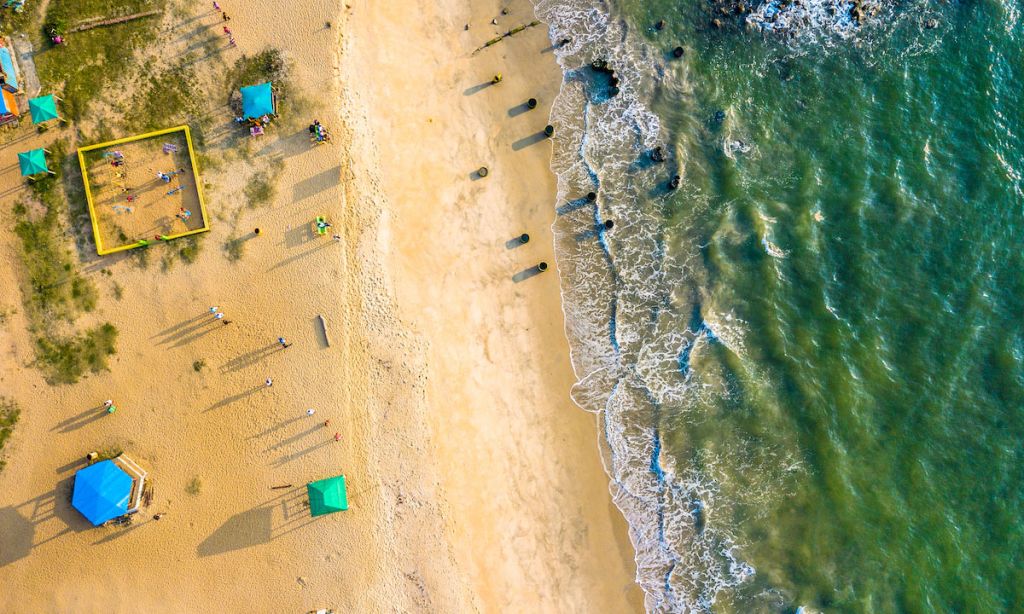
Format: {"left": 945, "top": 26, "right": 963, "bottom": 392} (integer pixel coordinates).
{"left": 0, "top": 47, "right": 18, "bottom": 90}
{"left": 0, "top": 89, "right": 17, "bottom": 117}
{"left": 28, "top": 95, "right": 59, "bottom": 123}
{"left": 307, "top": 475, "right": 348, "bottom": 517}
{"left": 17, "top": 148, "right": 49, "bottom": 176}
{"left": 71, "top": 460, "right": 133, "bottom": 526}
{"left": 240, "top": 82, "right": 274, "bottom": 119}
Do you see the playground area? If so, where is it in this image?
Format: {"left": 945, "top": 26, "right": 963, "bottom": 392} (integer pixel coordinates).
{"left": 78, "top": 126, "right": 208, "bottom": 254}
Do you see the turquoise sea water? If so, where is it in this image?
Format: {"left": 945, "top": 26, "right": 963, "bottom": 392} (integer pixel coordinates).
{"left": 538, "top": 0, "right": 1024, "bottom": 610}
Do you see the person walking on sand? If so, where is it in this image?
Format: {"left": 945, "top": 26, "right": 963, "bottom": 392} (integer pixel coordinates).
{"left": 213, "top": 1, "right": 220, "bottom": 11}
{"left": 222, "top": 11, "right": 230, "bottom": 21}
{"left": 103, "top": 399, "right": 113, "bottom": 409}
{"left": 209, "top": 306, "right": 219, "bottom": 314}
{"left": 265, "top": 378, "right": 273, "bottom": 387}
{"left": 334, "top": 432, "right": 341, "bottom": 442}
{"left": 278, "top": 337, "right": 291, "bottom": 349}
{"left": 223, "top": 25, "right": 231, "bottom": 36}
{"left": 306, "top": 408, "right": 316, "bottom": 417}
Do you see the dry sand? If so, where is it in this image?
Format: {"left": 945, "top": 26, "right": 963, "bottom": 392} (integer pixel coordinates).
{"left": 0, "top": 0, "right": 641, "bottom": 611}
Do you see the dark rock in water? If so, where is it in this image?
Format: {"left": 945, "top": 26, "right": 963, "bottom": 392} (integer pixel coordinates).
{"left": 925, "top": 18, "right": 939, "bottom": 29}
{"left": 655, "top": 19, "right": 666, "bottom": 31}
{"left": 672, "top": 46, "right": 684, "bottom": 58}
{"left": 610, "top": 76, "right": 619, "bottom": 87}
{"left": 712, "top": 18, "right": 722, "bottom": 29}
{"left": 668, "top": 175, "right": 681, "bottom": 190}
{"left": 608, "top": 86, "right": 620, "bottom": 97}
{"left": 713, "top": 110, "right": 726, "bottom": 124}
{"left": 591, "top": 59, "right": 608, "bottom": 70}
{"left": 651, "top": 146, "right": 665, "bottom": 163}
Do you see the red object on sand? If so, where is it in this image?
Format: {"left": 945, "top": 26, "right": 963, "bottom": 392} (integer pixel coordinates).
{"left": 334, "top": 432, "right": 341, "bottom": 442}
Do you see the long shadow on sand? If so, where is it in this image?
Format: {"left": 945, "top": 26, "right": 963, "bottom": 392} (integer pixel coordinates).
{"left": 204, "top": 385, "right": 267, "bottom": 412}
{"left": 50, "top": 404, "right": 108, "bottom": 433}
{"left": 219, "top": 343, "right": 282, "bottom": 374}
{"left": 512, "top": 131, "right": 550, "bottom": 151}
{"left": 197, "top": 490, "right": 314, "bottom": 557}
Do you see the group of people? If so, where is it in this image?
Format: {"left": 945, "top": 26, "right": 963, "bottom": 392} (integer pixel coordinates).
{"left": 308, "top": 119, "right": 331, "bottom": 144}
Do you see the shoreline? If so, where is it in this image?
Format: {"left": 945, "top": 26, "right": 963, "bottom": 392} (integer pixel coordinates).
{"left": 0, "top": 0, "right": 642, "bottom": 610}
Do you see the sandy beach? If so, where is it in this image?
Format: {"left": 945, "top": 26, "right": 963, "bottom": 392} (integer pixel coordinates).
{"left": 0, "top": 0, "right": 641, "bottom": 611}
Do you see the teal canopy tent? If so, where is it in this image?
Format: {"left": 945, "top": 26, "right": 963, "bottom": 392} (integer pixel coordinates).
{"left": 240, "top": 82, "right": 275, "bottom": 119}
{"left": 307, "top": 474, "right": 348, "bottom": 517}
{"left": 28, "top": 94, "right": 59, "bottom": 123}
{"left": 71, "top": 460, "right": 133, "bottom": 526}
{"left": 18, "top": 148, "right": 51, "bottom": 176}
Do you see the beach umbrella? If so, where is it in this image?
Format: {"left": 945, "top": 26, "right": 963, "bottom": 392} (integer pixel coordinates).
{"left": 28, "top": 94, "right": 60, "bottom": 123}
{"left": 240, "top": 82, "right": 275, "bottom": 119}
{"left": 307, "top": 474, "right": 348, "bottom": 517}
{"left": 17, "top": 148, "right": 51, "bottom": 176}
{"left": 71, "top": 460, "right": 133, "bottom": 526}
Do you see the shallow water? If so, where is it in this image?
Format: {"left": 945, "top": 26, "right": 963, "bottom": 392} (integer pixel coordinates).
{"left": 539, "top": 0, "right": 1024, "bottom": 610}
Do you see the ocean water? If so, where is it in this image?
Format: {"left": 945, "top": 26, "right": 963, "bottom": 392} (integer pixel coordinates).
{"left": 536, "top": 0, "right": 1024, "bottom": 611}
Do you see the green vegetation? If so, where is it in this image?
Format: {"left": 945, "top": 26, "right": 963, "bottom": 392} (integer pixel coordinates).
{"left": 111, "top": 281, "right": 124, "bottom": 300}
{"left": 228, "top": 49, "right": 290, "bottom": 103}
{"left": 245, "top": 173, "right": 276, "bottom": 207}
{"left": 224, "top": 237, "right": 246, "bottom": 261}
{"left": 161, "top": 235, "right": 202, "bottom": 271}
{"left": 186, "top": 475, "right": 202, "bottom": 495}
{"left": 36, "top": 0, "right": 168, "bottom": 121}
{"left": 126, "top": 59, "right": 206, "bottom": 134}
{"left": 10, "top": 141, "right": 119, "bottom": 384}
{"left": 0, "top": 398, "right": 21, "bottom": 473}
{"left": 192, "top": 359, "right": 206, "bottom": 372}
{"left": 96, "top": 445, "right": 124, "bottom": 461}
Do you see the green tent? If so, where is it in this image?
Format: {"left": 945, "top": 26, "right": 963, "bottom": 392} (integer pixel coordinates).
{"left": 28, "top": 95, "right": 59, "bottom": 123}
{"left": 18, "top": 148, "right": 50, "bottom": 176}
{"left": 307, "top": 475, "right": 348, "bottom": 517}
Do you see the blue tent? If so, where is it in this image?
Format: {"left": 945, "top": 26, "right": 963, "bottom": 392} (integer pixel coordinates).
{"left": 71, "top": 460, "right": 133, "bottom": 526}
{"left": 240, "top": 82, "right": 274, "bottom": 119}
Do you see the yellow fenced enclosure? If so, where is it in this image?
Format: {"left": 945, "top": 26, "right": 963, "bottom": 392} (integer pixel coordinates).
{"left": 77, "top": 125, "right": 209, "bottom": 255}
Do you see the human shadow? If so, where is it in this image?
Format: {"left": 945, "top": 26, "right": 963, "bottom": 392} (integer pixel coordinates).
{"left": 264, "top": 423, "right": 324, "bottom": 453}
{"left": 512, "top": 264, "right": 548, "bottom": 283}
{"left": 219, "top": 343, "right": 281, "bottom": 374}
{"left": 51, "top": 404, "right": 108, "bottom": 433}
{"left": 248, "top": 415, "right": 304, "bottom": 441}
{"left": 512, "top": 131, "right": 550, "bottom": 151}
{"left": 169, "top": 321, "right": 223, "bottom": 349}
{"left": 463, "top": 80, "right": 496, "bottom": 96}
{"left": 154, "top": 316, "right": 217, "bottom": 345}
{"left": 204, "top": 385, "right": 266, "bottom": 412}
{"left": 270, "top": 439, "right": 334, "bottom": 467}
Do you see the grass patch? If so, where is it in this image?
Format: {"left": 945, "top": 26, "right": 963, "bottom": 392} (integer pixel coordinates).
{"left": 224, "top": 237, "right": 245, "bottom": 261}
{"left": 228, "top": 49, "right": 290, "bottom": 104}
{"left": 244, "top": 173, "right": 276, "bottom": 207}
{"left": 111, "top": 281, "right": 123, "bottom": 300}
{"left": 35, "top": 323, "right": 119, "bottom": 385}
{"left": 161, "top": 235, "right": 202, "bottom": 271}
{"left": 126, "top": 59, "right": 206, "bottom": 134}
{"left": 192, "top": 359, "right": 205, "bottom": 372}
{"left": 10, "top": 141, "right": 120, "bottom": 384}
{"left": 36, "top": 0, "right": 168, "bottom": 121}
{"left": 96, "top": 444, "right": 124, "bottom": 461}
{"left": 0, "top": 398, "right": 21, "bottom": 473}
{"left": 186, "top": 475, "right": 202, "bottom": 495}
